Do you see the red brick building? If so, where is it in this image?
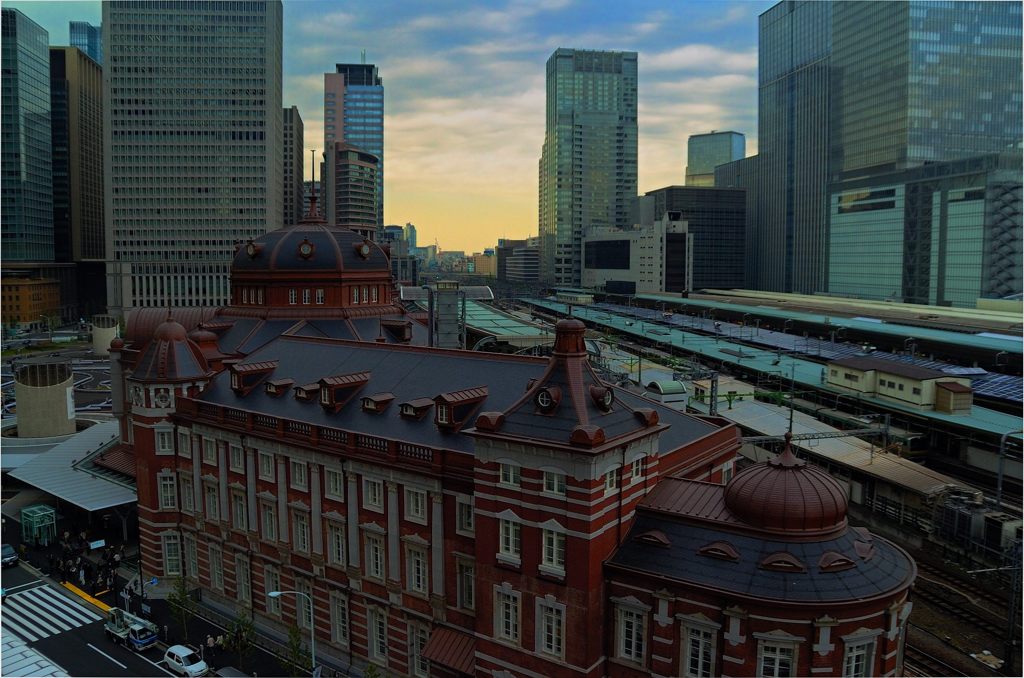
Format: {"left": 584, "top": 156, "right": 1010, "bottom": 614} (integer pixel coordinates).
{"left": 113, "top": 215, "right": 913, "bottom": 677}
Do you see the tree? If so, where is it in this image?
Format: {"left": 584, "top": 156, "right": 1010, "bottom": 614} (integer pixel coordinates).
{"left": 167, "top": 574, "right": 195, "bottom": 642}
{"left": 285, "top": 624, "right": 310, "bottom": 677}
{"left": 226, "top": 612, "right": 256, "bottom": 672}
{"left": 363, "top": 664, "right": 383, "bottom": 678}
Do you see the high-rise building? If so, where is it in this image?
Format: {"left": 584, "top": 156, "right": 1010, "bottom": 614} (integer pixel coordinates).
{"left": 69, "top": 21, "right": 101, "bottom": 64}
{"left": 324, "top": 63, "right": 384, "bottom": 226}
{"left": 403, "top": 222, "right": 417, "bottom": 249}
{"left": 50, "top": 46, "right": 106, "bottom": 315}
{"left": 283, "top": 106, "right": 304, "bottom": 225}
{"left": 538, "top": 48, "right": 638, "bottom": 285}
{"left": 685, "top": 131, "right": 745, "bottom": 186}
{"left": 324, "top": 142, "right": 379, "bottom": 237}
{"left": 2, "top": 9, "right": 53, "bottom": 263}
{"left": 754, "top": 0, "right": 833, "bottom": 294}
{"left": 830, "top": 1, "right": 1022, "bottom": 181}
{"left": 103, "top": 0, "right": 283, "bottom": 313}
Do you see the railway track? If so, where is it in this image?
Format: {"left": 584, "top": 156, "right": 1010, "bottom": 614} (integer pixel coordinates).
{"left": 916, "top": 561, "right": 1009, "bottom": 615}
{"left": 912, "top": 582, "right": 1005, "bottom": 637}
{"left": 904, "top": 644, "right": 968, "bottom": 677}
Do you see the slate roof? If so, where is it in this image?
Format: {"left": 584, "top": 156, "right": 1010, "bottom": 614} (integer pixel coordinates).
{"left": 195, "top": 335, "right": 718, "bottom": 455}
{"left": 609, "top": 506, "right": 915, "bottom": 604}
{"left": 829, "top": 355, "right": 947, "bottom": 381}
{"left": 230, "top": 223, "right": 390, "bottom": 274}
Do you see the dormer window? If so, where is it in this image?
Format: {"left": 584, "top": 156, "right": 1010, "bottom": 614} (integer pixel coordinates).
{"left": 635, "top": 530, "right": 671, "bottom": 548}
{"left": 318, "top": 371, "right": 371, "bottom": 412}
{"left": 590, "top": 385, "right": 614, "bottom": 411}
{"left": 399, "top": 398, "right": 434, "bottom": 419}
{"left": 265, "top": 379, "right": 294, "bottom": 397}
{"left": 320, "top": 387, "right": 331, "bottom": 405}
{"left": 434, "top": 387, "right": 488, "bottom": 429}
{"left": 759, "top": 551, "right": 806, "bottom": 572}
{"left": 437, "top": 404, "right": 450, "bottom": 424}
{"left": 231, "top": 372, "right": 240, "bottom": 389}
{"left": 534, "top": 386, "right": 561, "bottom": 413}
{"left": 818, "top": 551, "right": 856, "bottom": 573}
{"left": 294, "top": 383, "right": 318, "bottom": 402}
{"left": 361, "top": 393, "right": 395, "bottom": 413}
{"left": 229, "top": 360, "right": 279, "bottom": 396}
{"left": 697, "top": 541, "right": 740, "bottom": 561}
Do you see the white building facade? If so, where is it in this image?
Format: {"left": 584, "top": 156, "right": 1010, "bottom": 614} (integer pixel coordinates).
{"left": 103, "top": 0, "right": 283, "bottom": 314}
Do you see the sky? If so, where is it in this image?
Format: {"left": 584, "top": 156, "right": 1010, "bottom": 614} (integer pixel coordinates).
{"left": 10, "top": 0, "right": 772, "bottom": 253}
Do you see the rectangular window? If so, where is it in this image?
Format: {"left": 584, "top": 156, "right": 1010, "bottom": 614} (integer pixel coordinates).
{"left": 235, "top": 555, "right": 251, "bottom": 604}
{"left": 315, "top": 288, "right": 325, "bottom": 304}
{"left": 605, "top": 468, "right": 619, "bottom": 493}
{"left": 618, "top": 608, "right": 646, "bottom": 663}
{"left": 499, "top": 519, "right": 521, "bottom": 559}
{"left": 178, "top": 431, "right": 191, "bottom": 458}
{"left": 229, "top": 445, "right": 244, "bottom": 473}
{"left": 759, "top": 643, "right": 794, "bottom": 678}
{"left": 352, "top": 287, "right": 359, "bottom": 304}
{"left": 456, "top": 499, "right": 474, "bottom": 535}
{"left": 231, "top": 492, "right": 247, "bottom": 530}
{"left": 898, "top": 383, "right": 904, "bottom": 391}
{"left": 410, "top": 624, "right": 429, "bottom": 678}
{"left": 539, "top": 603, "right": 564, "bottom": 657}
{"left": 371, "top": 286, "right": 379, "bottom": 303}
{"left": 325, "top": 469, "right": 344, "bottom": 500}
{"left": 288, "top": 288, "right": 297, "bottom": 305}
{"left": 163, "top": 534, "right": 181, "bottom": 576}
{"left": 261, "top": 502, "right": 277, "bottom": 541}
{"left": 331, "top": 593, "right": 350, "bottom": 646}
{"left": 302, "top": 288, "right": 311, "bottom": 305}
{"left": 156, "top": 430, "right": 173, "bottom": 455}
{"left": 632, "top": 457, "right": 646, "bottom": 479}
{"left": 202, "top": 438, "right": 217, "bottom": 465}
{"left": 542, "top": 529, "right": 566, "bottom": 570}
{"left": 406, "top": 545, "right": 428, "bottom": 594}
{"left": 365, "top": 533, "right": 385, "bottom": 580}
{"left": 363, "top": 478, "right": 383, "bottom": 510}
{"left": 328, "top": 522, "right": 346, "bottom": 566}
{"left": 293, "top": 510, "right": 310, "bottom": 552}
{"left": 685, "top": 627, "right": 715, "bottom": 677}
{"left": 369, "top": 608, "right": 387, "bottom": 660}
{"left": 204, "top": 485, "right": 220, "bottom": 521}
{"left": 362, "top": 286, "right": 369, "bottom": 303}
{"left": 265, "top": 567, "right": 281, "bottom": 615}
{"left": 296, "top": 580, "right": 312, "bottom": 630}
{"left": 495, "top": 590, "right": 520, "bottom": 642}
{"left": 405, "top": 488, "right": 427, "bottom": 522}
{"left": 184, "top": 534, "right": 198, "bottom": 578}
{"left": 457, "top": 560, "right": 475, "bottom": 610}
{"left": 290, "top": 460, "right": 308, "bottom": 490}
{"left": 437, "top": 404, "right": 450, "bottom": 424}
{"left": 842, "top": 640, "right": 874, "bottom": 677}
{"left": 912, "top": 387, "right": 921, "bottom": 396}
{"left": 543, "top": 471, "right": 566, "bottom": 495}
{"left": 209, "top": 545, "right": 224, "bottom": 591}
{"left": 499, "top": 463, "right": 521, "bottom": 487}
{"left": 258, "top": 451, "right": 274, "bottom": 481}
{"left": 159, "top": 475, "right": 177, "bottom": 510}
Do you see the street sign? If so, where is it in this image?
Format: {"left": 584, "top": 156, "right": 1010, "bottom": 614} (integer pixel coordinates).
{"left": 147, "top": 577, "right": 158, "bottom": 586}
{"left": 89, "top": 539, "right": 106, "bottom": 550}
{"left": 141, "top": 603, "right": 151, "bottom": 615}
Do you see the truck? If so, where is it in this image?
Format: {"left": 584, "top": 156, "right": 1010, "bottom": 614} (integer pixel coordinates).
{"left": 104, "top": 606, "right": 159, "bottom": 652}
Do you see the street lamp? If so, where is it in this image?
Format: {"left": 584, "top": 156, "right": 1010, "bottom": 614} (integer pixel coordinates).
{"left": 269, "top": 590, "right": 315, "bottom": 674}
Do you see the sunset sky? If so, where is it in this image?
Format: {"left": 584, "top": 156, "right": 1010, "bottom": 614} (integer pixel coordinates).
{"left": 12, "top": 0, "right": 770, "bottom": 253}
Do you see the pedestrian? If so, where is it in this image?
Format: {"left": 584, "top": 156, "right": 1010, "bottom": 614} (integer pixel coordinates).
{"left": 163, "top": 625, "right": 169, "bottom": 642}
{"left": 217, "top": 634, "right": 225, "bottom": 651}
{"left": 113, "top": 551, "right": 121, "bottom": 567}
{"left": 78, "top": 567, "right": 86, "bottom": 587}
{"left": 206, "top": 634, "right": 216, "bottom": 658}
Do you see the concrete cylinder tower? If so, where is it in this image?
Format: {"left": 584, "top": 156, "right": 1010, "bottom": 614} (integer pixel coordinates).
{"left": 91, "top": 314, "right": 119, "bottom": 356}
{"left": 13, "top": 362, "right": 76, "bottom": 437}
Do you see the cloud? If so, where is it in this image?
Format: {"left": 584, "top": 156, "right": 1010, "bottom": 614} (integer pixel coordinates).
{"left": 644, "top": 44, "right": 758, "bottom": 73}
{"left": 405, "top": 0, "right": 573, "bottom": 34}
{"left": 704, "top": 4, "right": 752, "bottom": 29}
{"left": 294, "top": 11, "right": 356, "bottom": 35}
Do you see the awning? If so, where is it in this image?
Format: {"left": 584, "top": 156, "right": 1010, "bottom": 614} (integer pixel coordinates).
{"left": 421, "top": 626, "right": 475, "bottom": 675}
{"left": 8, "top": 421, "right": 137, "bottom": 512}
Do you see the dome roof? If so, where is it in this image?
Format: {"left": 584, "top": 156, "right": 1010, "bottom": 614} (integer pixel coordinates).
{"left": 133, "top": 315, "right": 210, "bottom": 381}
{"left": 231, "top": 223, "right": 390, "bottom": 276}
{"left": 724, "top": 435, "right": 848, "bottom": 537}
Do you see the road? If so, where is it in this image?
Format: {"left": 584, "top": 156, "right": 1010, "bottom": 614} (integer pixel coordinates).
{"left": 2, "top": 563, "right": 174, "bottom": 677}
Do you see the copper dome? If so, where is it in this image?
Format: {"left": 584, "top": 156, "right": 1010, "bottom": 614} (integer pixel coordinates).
{"left": 230, "top": 223, "right": 389, "bottom": 275}
{"left": 153, "top": 317, "right": 188, "bottom": 341}
{"left": 724, "top": 436, "right": 848, "bottom": 537}
{"left": 133, "top": 316, "right": 209, "bottom": 381}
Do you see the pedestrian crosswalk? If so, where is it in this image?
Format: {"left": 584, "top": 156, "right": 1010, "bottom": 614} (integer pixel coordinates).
{"left": 1, "top": 585, "right": 103, "bottom": 643}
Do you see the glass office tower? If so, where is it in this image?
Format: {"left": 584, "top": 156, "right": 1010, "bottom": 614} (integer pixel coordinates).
{"left": 831, "top": 1, "right": 1022, "bottom": 180}
{"left": 69, "top": 21, "right": 102, "bottom": 64}
{"left": 685, "top": 131, "right": 745, "bottom": 187}
{"left": 538, "top": 48, "right": 638, "bottom": 285}
{"left": 324, "top": 64, "right": 384, "bottom": 227}
{"left": 103, "top": 0, "right": 283, "bottom": 313}
{"left": 1, "top": 9, "right": 53, "bottom": 263}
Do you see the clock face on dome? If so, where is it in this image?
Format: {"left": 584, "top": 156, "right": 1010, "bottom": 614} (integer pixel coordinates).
{"left": 245, "top": 242, "right": 257, "bottom": 258}
{"left": 298, "top": 240, "right": 315, "bottom": 259}
{"left": 358, "top": 243, "right": 371, "bottom": 258}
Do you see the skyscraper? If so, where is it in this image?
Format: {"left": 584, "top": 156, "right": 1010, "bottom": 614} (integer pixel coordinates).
{"left": 2, "top": 9, "right": 53, "bottom": 263}
{"left": 69, "top": 21, "right": 102, "bottom": 64}
{"left": 685, "top": 131, "right": 745, "bottom": 186}
{"left": 283, "top": 105, "right": 304, "bottom": 225}
{"left": 538, "top": 48, "right": 638, "bottom": 285}
{"left": 50, "top": 46, "right": 106, "bottom": 314}
{"left": 324, "top": 63, "right": 384, "bottom": 227}
{"left": 324, "top": 142, "right": 379, "bottom": 235}
{"left": 103, "top": 0, "right": 283, "bottom": 313}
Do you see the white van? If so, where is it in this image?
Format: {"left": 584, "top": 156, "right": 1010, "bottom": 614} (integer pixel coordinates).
{"left": 163, "top": 645, "right": 210, "bottom": 677}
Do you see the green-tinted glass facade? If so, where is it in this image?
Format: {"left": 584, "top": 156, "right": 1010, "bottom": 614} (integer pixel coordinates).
{"left": 829, "top": 153, "right": 1022, "bottom": 307}
{"left": 685, "top": 131, "right": 745, "bottom": 187}
{"left": 2, "top": 9, "right": 53, "bottom": 262}
{"left": 538, "top": 48, "right": 637, "bottom": 285}
{"left": 832, "top": 1, "right": 1023, "bottom": 179}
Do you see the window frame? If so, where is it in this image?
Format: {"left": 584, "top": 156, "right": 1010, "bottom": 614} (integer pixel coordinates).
{"left": 163, "top": 534, "right": 181, "bottom": 576}
{"left": 231, "top": 490, "right": 247, "bottom": 531}
{"left": 757, "top": 640, "right": 797, "bottom": 678}
{"left": 292, "top": 509, "right": 310, "bottom": 553}
{"left": 499, "top": 463, "right": 521, "bottom": 487}
{"left": 456, "top": 498, "right": 475, "bottom": 536}
{"left": 541, "top": 528, "right": 566, "bottom": 573}
{"left": 494, "top": 588, "right": 521, "bottom": 643}
{"left": 204, "top": 484, "right": 220, "bottom": 521}
{"left": 235, "top": 554, "right": 251, "bottom": 604}
{"left": 543, "top": 470, "right": 566, "bottom": 495}
{"left": 229, "top": 444, "right": 244, "bottom": 473}
{"left": 290, "top": 459, "right": 308, "bottom": 491}
{"left": 368, "top": 608, "right": 388, "bottom": 661}
{"left": 537, "top": 600, "right": 565, "bottom": 658}
{"left": 258, "top": 451, "right": 274, "bottom": 481}
{"left": 331, "top": 592, "right": 350, "bottom": 648}
{"left": 457, "top": 558, "right": 475, "bottom": 611}
{"left": 365, "top": 532, "right": 385, "bottom": 580}
{"left": 404, "top": 487, "right": 427, "bottom": 524}
{"left": 406, "top": 544, "right": 429, "bottom": 595}
{"left": 327, "top": 521, "right": 346, "bottom": 567}
{"left": 260, "top": 501, "right": 277, "bottom": 542}
{"left": 683, "top": 624, "right": 717, "bottom": 678}
{"left": 158, "top": 474, "right": 178, "bottom": 510}
{"left": 616, "top": 606, "right": 647, "bottom": 664}
{"left": 325, "top": 468, "right": 344, "bottom": 501}
{"left": 363, "top": 478, "right": 384, "bottom": 512}
{"left": 202, "top": 438, "right": 217, "bottom": 465}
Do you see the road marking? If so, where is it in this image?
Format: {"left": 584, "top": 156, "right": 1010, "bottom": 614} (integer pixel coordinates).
{"left": 2, "top": 584, "right": 103, "bottom": 643}
{"left": 3, "top": 580, "right": 44, "bottom": 593}
{"left": 135, "top": 652, "right": 177, "bottom": 677}
{"left": 86, "top": 642, "right": 128, "bottom": 669}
